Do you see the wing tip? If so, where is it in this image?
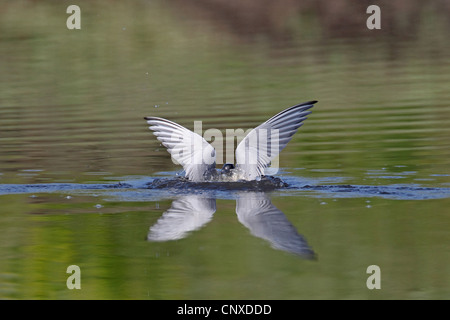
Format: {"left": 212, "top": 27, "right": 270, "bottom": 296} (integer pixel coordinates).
{"left": 297, "top": 100, "right": 318, "bottom": 107}
{"left": 144, "top": 116, "right": 160, "bottom": 121}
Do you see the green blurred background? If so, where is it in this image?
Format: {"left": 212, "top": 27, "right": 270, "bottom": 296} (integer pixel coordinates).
{"left": 0, "top": 0, "right": 449, "bottom": 299}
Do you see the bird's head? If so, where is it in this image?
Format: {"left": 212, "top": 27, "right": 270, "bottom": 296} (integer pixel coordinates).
{"left": 221, "top": 163, "right": 235, "bottom": 176}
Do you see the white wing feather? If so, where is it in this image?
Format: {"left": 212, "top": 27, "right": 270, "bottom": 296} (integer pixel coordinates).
{"left": 148, "top": 196, "right": 216, "bottom": 241}
{"left": 236, "top": 192, "right": 315, "bottom": 258}
{"left": 145, "top": 117, "right": 216, "bottom": 182}
{"left": 235, "top": 101, "right": 316, "bottom": 180}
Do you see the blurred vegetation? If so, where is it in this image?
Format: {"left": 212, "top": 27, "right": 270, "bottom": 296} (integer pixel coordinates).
{"left": 0, "top": 0, "right": 449, "bottom": 182}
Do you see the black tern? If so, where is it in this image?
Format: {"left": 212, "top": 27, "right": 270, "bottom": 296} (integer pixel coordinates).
{"left": 144, "top": 100, "right": 317, "bottom": 182}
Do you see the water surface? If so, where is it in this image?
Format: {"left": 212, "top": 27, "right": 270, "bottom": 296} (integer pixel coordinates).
{"left": 0, "top": 0, "right": 449, "bottom": 299}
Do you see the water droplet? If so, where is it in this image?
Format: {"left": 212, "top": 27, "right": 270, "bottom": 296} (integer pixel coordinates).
{"left": 94, "top": 204, "right": 103, "bottom": 209}
{"left": 366, "top": 205, "right": 372, "bottom": 208}
{"left": 320, "top": 201, "right": 327, "bottom": 205}
{"left": 154, "top": 105, "right": 159, "bottom": 108}
{"left": 66, "top": 196, "right": 72, "bottom": 200}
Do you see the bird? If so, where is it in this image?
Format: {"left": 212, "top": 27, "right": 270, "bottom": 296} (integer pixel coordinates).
{"left": 144, "top": 100, "right": 317, "bottom": 182}
{"left": 147, "top": 192, "right": 315, "bottom": 258}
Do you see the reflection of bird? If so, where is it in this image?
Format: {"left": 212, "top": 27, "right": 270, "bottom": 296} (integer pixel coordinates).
{"left": 236, "top": 192, "right": 315, "bottom": 258}
{"left": 147, "top": 196, "right": 216, "bottom": 241}
{"left": 145, "top": 101, "right": 317, "bottom": 182}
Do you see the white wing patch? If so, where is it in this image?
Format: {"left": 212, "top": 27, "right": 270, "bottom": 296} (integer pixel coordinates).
{"left": 148, "top": 196, "right": 216, "bottom": 241}
{"left": 145, "top": 117, "right": 216, "bottom": 182}
{"left": 235, "top": 101, "right": 316, "bottom": 180}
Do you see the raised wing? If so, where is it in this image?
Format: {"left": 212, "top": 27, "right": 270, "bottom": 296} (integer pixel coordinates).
{"left": 235, "top": 101, "right": 317, "bottom": 180}
{"left": 236, "top": 192, "right": 315, "bottom": 258}
{"left": 148, "top": 196, "right": 216, "bottom": 241}
{"left": 145, "top": 117, "right": 216, "bottom": 181}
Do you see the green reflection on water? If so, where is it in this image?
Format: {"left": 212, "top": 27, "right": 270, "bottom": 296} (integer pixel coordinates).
{"left": 0, "top": 194, "right": 449, "bottom": 299}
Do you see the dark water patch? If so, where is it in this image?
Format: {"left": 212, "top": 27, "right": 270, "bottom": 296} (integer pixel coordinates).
{"left": 147, "top": 176, "right": 288, "bottom": 191}
{"left": 297, "top": 184, "right": 450, "bottom": 200}
{"left": 0, "top": 182, "right": 132, "bottom": 195}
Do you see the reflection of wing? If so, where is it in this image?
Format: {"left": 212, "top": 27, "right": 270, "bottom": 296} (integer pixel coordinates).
{"left": 235, "top": 101, "right": 316, "bottom": 181}
{"left": 236, "top": 192, "right": 315, "bottom": 258}
{"left": 145, "top": 117, "right": 216, "bottom": 182}
{"left": 147, "top": 196, "right": 216, "bottom": 241}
